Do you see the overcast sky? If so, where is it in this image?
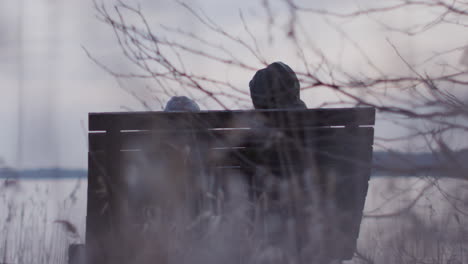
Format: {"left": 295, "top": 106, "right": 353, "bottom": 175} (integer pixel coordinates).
{"left": 1, "top": 0, "right": 467, "bottom": 169}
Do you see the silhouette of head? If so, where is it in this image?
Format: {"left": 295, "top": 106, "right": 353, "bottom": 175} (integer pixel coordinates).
{"left": 164, "top": 96, "right": 200, "bottom": 112}
{"left": 249, "top": 62, "right": 306, "bottom": 109}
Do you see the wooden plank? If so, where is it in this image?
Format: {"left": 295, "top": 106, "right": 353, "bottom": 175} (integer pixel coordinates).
{"left": 87, "top": 143, "right": 373, "bottom": 172}
{"left": 68, "top": 244, "right": 86, "bottom": 264}
{"left": 110, "top": 144, "right": 373, "bottom": 204}
{"left": 86, "top": 152, "right": 106, "bottom": 241}
{"left": 86, "top": 130, "right": 127, "bottom": 263}
{"left": 85, "top": 151, "right": 111, "bottom": 264}
{"left": 104, "top": 127, "right": 123, "bottom": 231}
{"left": 89, "top": 127, "right": 374, "bottom": 151}
{"left": 89, "top": 107, "right": 375, "bottom": 131}
{"left": 330, "top": 145, "right": 373, "bottom": 260}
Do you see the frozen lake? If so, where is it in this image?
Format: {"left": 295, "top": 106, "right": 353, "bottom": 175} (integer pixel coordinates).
{"left": 1, "top": 176, "right": 467, "bottom": 263}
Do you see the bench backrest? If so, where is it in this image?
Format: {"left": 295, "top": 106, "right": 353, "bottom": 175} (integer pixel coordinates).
{"left": 86, "top": 107, "right": 375, "bottom": 262}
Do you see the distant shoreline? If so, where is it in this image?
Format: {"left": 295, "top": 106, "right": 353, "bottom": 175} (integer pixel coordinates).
{"left": 0, "top": 168, "right": 87, "bottom": 179}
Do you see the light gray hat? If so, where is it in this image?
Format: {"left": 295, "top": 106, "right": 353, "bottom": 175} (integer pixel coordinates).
{"left": 164, "top": 96, "right": 200, "bottom": 112}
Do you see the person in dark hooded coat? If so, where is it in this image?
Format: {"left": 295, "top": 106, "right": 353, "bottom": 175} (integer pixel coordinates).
{"left": 248, "top": 63, "right": 309, "bottom": 251}
{"left": 249, "top": 62, "right": 306, "bottom": 109}
{"left": 247, "top": 61, "right": 307, "bottom": 197}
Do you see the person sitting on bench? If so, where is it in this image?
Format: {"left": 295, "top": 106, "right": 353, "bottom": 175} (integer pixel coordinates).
{"left": 246, "top": 61, "right": 307, "bottom": 198}
{"left": 248, "top": 61, "right": 309, "bottom": 262}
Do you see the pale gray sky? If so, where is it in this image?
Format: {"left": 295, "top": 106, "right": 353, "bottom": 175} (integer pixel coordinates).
{"left": 1, "top": 0, "right": 467, "bottom": 169}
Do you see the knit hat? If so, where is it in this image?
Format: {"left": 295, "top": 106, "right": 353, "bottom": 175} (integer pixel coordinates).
{"left": 164, "top": 96, "right": 200, "bottom": 112}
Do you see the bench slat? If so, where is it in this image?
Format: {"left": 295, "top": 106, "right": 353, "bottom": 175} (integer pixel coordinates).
{"left": 89, "top": 107, "right": 375, "bottom": 131}
{"left": 89, "top": 127, "right": 374, "bottom": 151}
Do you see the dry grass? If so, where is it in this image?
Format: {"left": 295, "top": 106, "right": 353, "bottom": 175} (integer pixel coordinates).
{"left": 0, "top": 178, "right": 85, "bottom": 264}
{"left": 1, "top": 175, "right": 467, "bottom": 264}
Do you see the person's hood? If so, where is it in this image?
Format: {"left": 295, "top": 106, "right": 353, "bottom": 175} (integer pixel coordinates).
{"left": 249, "top": 62, "right": 306, "bottom": 109}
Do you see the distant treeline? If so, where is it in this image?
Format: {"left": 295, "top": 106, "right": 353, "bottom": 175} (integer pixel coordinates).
{"left": 0, "top": 168, "right": 86, "bottom": 179}
{"left": 1, "top": 150, "right": 467, "bottom": 179}
{"left": 372, "top": 150, "right": 468, "bottom": 178}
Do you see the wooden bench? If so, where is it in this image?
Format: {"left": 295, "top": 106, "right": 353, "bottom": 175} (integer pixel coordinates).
{"left": 80, "top": 107, "right": 375, "bottom": 264}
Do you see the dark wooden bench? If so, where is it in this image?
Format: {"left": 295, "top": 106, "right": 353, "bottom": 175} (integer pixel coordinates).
{"left": 78, "top": 107, "right": 375, "bottom": 264}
